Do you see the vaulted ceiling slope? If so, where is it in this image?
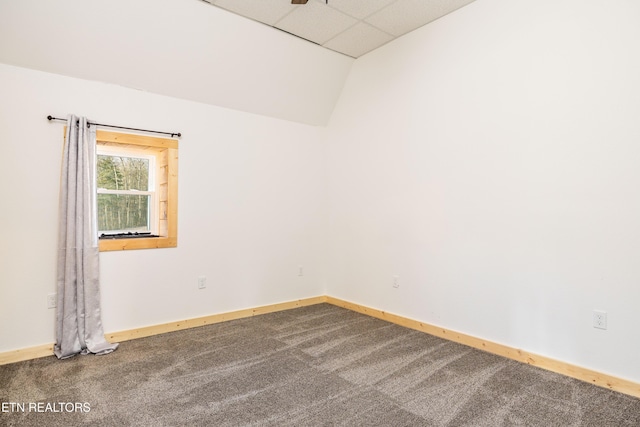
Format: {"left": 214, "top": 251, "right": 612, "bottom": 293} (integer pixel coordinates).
{"left": 0, "top": 0, "right": 352, "bottom": 125}
{"left": 0, "top": 0, "right": 476, "bottom": 125}
{"left": 207, "top": 0, "right": 477, "bottom": 58}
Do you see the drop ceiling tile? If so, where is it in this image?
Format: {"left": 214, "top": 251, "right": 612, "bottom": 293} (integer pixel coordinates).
{"left": 205, "top": 0, "right": 478, "bottom": 58}
{"left": 366, "top": 0, "right": 475, "bottom": 37}
{"left": 324, "top": 22, "right": 394, "bottom": 58}
{"left": 275, "top": 1, "right": 358, "bottom": 45}
{"left": 324, "top": 0, "right": 397, "bottom": 20}
{"left": 213, "top": 0, "right": 296, "bottom": 26}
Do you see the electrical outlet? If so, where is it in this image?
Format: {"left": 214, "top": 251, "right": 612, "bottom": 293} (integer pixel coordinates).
{"left": 198, "top": 276, "right": 206, "bottom": 289}
{"left": 393, "top": 275, "right": 399, "bottom": 288}
{"left": 47, "top": 293, "right": 57, "bottom": 309}
{"left": 593, "top": 310, "right": 607, "bottom": 330}
{"left": 298, "top": 265, "right": 304, "bottom": 277}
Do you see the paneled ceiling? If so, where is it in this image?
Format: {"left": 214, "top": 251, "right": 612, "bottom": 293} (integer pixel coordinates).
{"left": 204, "top": 0, "right": 477, "bottom": 58}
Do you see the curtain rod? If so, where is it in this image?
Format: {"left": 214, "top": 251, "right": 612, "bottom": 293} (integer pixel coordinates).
{"left": 47, "top": 115, "right": 181, "bottom": 138}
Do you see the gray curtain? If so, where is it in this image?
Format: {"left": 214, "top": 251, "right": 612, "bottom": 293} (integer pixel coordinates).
{"left": 54, "top": 115, "right": 119, "bottom": 359}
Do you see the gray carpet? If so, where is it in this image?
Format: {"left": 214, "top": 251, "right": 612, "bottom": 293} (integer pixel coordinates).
{"left": 1, "top": 303, "right": 639, "bottom": 426}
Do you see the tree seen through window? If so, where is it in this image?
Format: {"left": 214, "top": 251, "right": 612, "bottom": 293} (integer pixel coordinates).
{"left": 97, "top": 155, "right": 152, "bottom": 233}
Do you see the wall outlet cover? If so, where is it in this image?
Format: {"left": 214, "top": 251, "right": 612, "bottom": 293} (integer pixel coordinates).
{"left": 593, "top": 310, "right": 607, "bottom": 330}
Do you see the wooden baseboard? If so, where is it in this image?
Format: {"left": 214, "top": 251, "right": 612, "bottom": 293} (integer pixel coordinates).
{"left": 0, "top": 343, "right": 55, "bottom": 366}
{"left": 106, "top": 296, "right": 328, "bottom": 343}
{"left": 0, "top": 296, "right": 327, "bottom": 366}
{"left": 3, "top": 294, "right": 639, "bottom": 400}
{"left": 325, "top": 296, "right": 640, "bottom": 399}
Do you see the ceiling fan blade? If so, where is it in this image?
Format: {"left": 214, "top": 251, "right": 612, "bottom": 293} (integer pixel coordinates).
{"left": 291, "top": 0, "right": 308, "bottom": 4}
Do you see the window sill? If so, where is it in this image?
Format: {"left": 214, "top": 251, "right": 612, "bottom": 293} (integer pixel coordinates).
{"left": 99, "top": 236, "right": 177, "bottom": 251}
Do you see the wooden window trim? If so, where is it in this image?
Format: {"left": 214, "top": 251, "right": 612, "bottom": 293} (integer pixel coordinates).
{"left": 96, "top": 130, "right": 178, "bottom": 251}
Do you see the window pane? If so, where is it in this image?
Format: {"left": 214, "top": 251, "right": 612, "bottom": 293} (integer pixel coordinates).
{"left": 97, "top": 155, "right": 149, "bottom": 191}
{"left": 98, "top": 194, "right": 150, "bottom": 232}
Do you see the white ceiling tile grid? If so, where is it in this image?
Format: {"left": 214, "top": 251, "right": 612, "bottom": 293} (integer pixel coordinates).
{"left": 208, "top": 0, "right": 477, "bottom": 58}
{"left": 323, "top": 22, "right": 394, "bottom": 58}
{"left": 365, "top": 0, "right": 476, "bottom": 36}
{"left": 213, "top": 0, "right": 298, "bottom": 26}
{"left": 323, "top": 0, "right": 398, "bottom": 20}
{"left": 275, "top": 1, "right": 358, "bottom": 45}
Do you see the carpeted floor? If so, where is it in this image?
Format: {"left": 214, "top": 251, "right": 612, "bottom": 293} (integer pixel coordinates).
{"left": 1, "top": 303, "right": 640, "bottom": 426}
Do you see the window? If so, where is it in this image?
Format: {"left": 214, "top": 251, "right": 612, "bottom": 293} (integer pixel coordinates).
{"left": 97, "top": 151, "right": 155, "bottom": 236}
{"left": 96, "top": 130, "right": 178, "bottom": 251}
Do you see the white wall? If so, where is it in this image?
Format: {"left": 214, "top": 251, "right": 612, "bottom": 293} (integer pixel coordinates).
{"left": 326, "top": 0, "right": 640, "bottom": 382}
{"left": 0, "top": 0, "right": 353, "bottom": 126}
{"left": 0, "top": 63, "right": 328, "bottom": 352}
